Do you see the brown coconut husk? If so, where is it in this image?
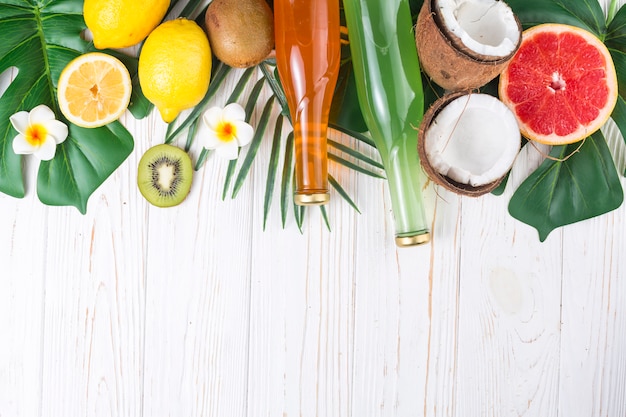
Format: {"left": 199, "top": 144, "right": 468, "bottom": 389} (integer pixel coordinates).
{"left": 415, "top": 0, "right": 522, "bottom": 92}
{"left": 418, "top": 91, "right": 505, "bottom": 197}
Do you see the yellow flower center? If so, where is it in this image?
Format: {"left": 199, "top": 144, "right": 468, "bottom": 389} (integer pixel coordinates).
{"left": 216, "top": 121, "right": 236, "bottom": 143}
{"left": 25, "top": 123, "right": 48, "bottom": 146}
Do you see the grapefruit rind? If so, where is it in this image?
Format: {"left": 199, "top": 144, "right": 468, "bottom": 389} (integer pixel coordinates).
{"left": 499, "top": 23, "right": 618, "bottom": 146}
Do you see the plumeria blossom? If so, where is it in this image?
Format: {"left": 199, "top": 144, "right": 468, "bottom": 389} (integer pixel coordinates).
{"left": 198, "top": 103, "right": 254, "bottom": 160}
{"left": 10, "top": 104, "right": 68, "bottom": 161}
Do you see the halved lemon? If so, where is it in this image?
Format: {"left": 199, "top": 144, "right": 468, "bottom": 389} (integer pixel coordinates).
{"left": 57, "top": 52, "right": 132, "bottom": 128}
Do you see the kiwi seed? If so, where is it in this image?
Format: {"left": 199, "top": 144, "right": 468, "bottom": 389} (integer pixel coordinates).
{"left": 137, "top": 144, "right": 193, "bottom": 207}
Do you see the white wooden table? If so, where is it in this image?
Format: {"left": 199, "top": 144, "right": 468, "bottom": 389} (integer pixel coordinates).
{"left": 1, "top": 1, "right": 625, "bottom": 416}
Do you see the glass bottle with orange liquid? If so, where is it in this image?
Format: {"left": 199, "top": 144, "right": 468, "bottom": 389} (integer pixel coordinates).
{"left": 274, "top": 0, "right": 341, "bottom": 206}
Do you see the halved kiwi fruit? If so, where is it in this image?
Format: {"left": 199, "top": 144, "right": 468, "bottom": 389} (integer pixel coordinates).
{"left": 137, "top": 144, "right": 193, "bottom": 207}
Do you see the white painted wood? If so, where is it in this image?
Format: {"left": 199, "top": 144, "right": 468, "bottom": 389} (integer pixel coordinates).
{"left": 1, "top": 2, "right": 626, "bottom": 417}
{"left": 559, "top": 189, "right": 626, "bottom": 417}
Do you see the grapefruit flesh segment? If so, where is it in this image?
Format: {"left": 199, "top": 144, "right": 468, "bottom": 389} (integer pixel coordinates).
{"left": 499, "top": 24, "right": 618, "bottom": 145}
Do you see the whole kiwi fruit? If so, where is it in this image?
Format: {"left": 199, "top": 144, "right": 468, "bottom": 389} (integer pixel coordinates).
{"left": 137, "top": 144, "right": 193, "bottom": 207}
{"left": 205, "top": 0, "right": 274, "bottom": 68}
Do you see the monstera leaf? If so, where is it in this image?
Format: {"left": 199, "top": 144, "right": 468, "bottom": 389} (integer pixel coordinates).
{"left": 509, "top": 132, "right": 623, "bottom": 241}
{"left": 502, "top": 0, "right": 626, "bottom": 238}
{"left": 0, "top": 0, "right": 141, "bottom": 213}
{"left": 506, "top": 0, "right": 607, "bottom": 33}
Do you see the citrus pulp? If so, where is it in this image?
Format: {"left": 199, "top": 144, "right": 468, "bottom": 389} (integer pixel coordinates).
{"left": 499, "top": 23, "right": 618, "bottom": 145}
{"left": 57, "top": 52, "right": 132, "bottom": 128}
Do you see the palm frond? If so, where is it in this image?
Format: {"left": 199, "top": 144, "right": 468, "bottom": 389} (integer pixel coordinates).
{"left": 232, "top": 96, "right": 276, "bottom": 198}
{"left": 177, "top": 0, "right": 207, "bottom": 19}
{"left": 292, "top": 173, "right": 305, "bottom": 233}
{"left": 226, "top": 66, "right": 256, "bottom": 105}
{"left": 195, "top": 148, "right": 211, "bottom": 171}
{"left": 329, "top": 174, "right": 360, "bottom": 214}
{"left": 328, "top": 153, "right": 386, "bottom": 179}
{"left": 164, "top": 53, "right": 387, "bottom": 232}
{"left": 320, "top": 205, "right": 331, "bottom": 231}
{"left": 329, "top": 123, "right": 376, "bottom": 148}
{"left": 221, "top": 76, "right": 267, "bottom": 197}
{"left": 222, "top": 158, "right": 238, "bottom": 200}
{"left": 328, "top": 138, "right": 384, "bottom": 170}
{"left": 192, "top": 67, "right": 257, "bottom": 171}
{"left": 244, "top": 77, "right": 267, "bottom": 122}
{"left": 184, "top": 116, "right": 200, "bottom": 152}
{"left": 280, "top": 132, "right": 295, "bottom": 228}
{"left": 259, "top": 62, "right": 289, "bottom": 117}
{"left": 263, "top": 115, "right": 285, "bottom": 230}
{"left": 165, "top": 63, "right": 232, "bottom": 144}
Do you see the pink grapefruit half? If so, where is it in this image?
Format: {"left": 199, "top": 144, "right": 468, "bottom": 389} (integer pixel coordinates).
{"left": 499, "top": 23, "right": 618, "bottom": 145}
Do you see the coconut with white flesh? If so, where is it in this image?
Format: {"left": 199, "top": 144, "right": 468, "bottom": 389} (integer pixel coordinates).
{"left": 418, "top": 92, "right": 521, "bottom": 196}
{"left": 415, "top": 0, "right": 522, "bottom": 91}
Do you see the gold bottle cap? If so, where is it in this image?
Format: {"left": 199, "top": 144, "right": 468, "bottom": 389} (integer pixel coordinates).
{"left": 395, "top": 232, "right": 431, "bottom": 247}
{"left": 294, "top": 192, "right": 330, "bottom": 206}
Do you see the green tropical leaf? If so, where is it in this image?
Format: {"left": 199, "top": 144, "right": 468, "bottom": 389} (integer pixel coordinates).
{"left": 320, "top": 205, "right": 331, "bottom": 231}
{"left": 178, "top": 0, "right": 206, "bottom": 20}
{"left": 227, "top": 67, "right": 257, "bottom": 105}
{"left": 263, "top": 115, "right": 284, "bottom": 229}
{"left": 221, "top": 77, "right": 268, "bottom": 199}
{"left": 609, "top": 95, "right": 626, "bottom": 152}
{"left": 508, "top": 131, "right": 623, "bottom": 241}
{"left": 222, "top": 158, "right": 238, "bottom": 200}
{"left": 329, "top": 59, "right": 368, "bottom": 133}
{"left": 497, "top": 0, "right": 626, "bottom": 235}
{"left": 328, "top": 153, "right": 385, "bottom": 179}
{"left": 37, "top": 122, "right": 133, "bottom": 213}
{"left": 328, "top": 2, "right": 368, "bottom": 133}
{"left": 260, "top": 62, "right": 289, "bottom": 117}
{"left": 606, "top": 9, "right": 626, "bottom": 154}
{"left": 606, "top": 4, "right": 626, "bottom": 51}
{"left": 505, "top": 0, "right": 605, "bottom": 34}
{"left": 422, "top": 72, "right": 445, "bottom": 112}
{"left": 329, "top": 174, "right": 360, "bottom": 213}
{"left": 0, "top": 0, "right": 137, "bottom": 211}
{"left": 292, "top": 171, "right": 304, "bottom": 232}
{"left": 232, "top": 95, "right": 275, "bottom": 198}
{"left": 280, "top": 132, "right": 295, "bottom": 227}
{"left": 195, "top": 148, "right": 211, "bottom": 171}
{"left": 490, "top": 173, "right": 509, "bottom": 197}
{"left": 165, "top": 63, "right": 231, "bottom": 144}
{"left": 328, "top": 138, "right": 383, "bottom": 170}
{"left": 329, "top": 123, "right": 376, "bottom": 148}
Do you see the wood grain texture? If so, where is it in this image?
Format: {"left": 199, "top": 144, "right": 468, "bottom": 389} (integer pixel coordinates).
{"left": 1, "top": 2, "right": 626, "bottom": 416}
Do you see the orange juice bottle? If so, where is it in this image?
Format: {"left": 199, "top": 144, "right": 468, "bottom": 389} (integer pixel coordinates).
{"left": 274, "top": 0, "right": 341, "bottom": 205}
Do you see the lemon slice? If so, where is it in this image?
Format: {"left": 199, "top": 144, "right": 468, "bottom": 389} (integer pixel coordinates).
{"left": 57, "top": 52, "right": 132, "bottom": 128}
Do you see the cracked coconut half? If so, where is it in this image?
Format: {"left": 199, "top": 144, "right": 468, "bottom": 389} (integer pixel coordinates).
{"left": 418, "top": 92, "right": 521, "bottom": 196}
{"left": 416, "top": 0, "right": 522, "bottom": 91}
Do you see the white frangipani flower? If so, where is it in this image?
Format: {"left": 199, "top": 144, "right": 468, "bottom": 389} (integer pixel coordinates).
{"left": 10, "top": 104, "right": 68, "bottom": 161}
{"left": 198, "top": 103, "right": 254, "bottom": 160}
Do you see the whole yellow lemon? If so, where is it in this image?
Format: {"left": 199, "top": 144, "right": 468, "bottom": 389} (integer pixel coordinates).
{"left": 139, "top": 19, "right": 212, "bottom": 123}
{"left": 84, "top": 0, "right": 170, "bottom": 49}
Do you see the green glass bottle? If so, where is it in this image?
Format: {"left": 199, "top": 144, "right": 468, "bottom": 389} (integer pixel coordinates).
{"left": 343, "top": 0, "right": 430, "bottom": 247}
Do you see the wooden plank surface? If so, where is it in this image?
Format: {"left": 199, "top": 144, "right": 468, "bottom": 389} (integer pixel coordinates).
{"left": 1, "top": 2, "right": 626, "bottom": 416}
